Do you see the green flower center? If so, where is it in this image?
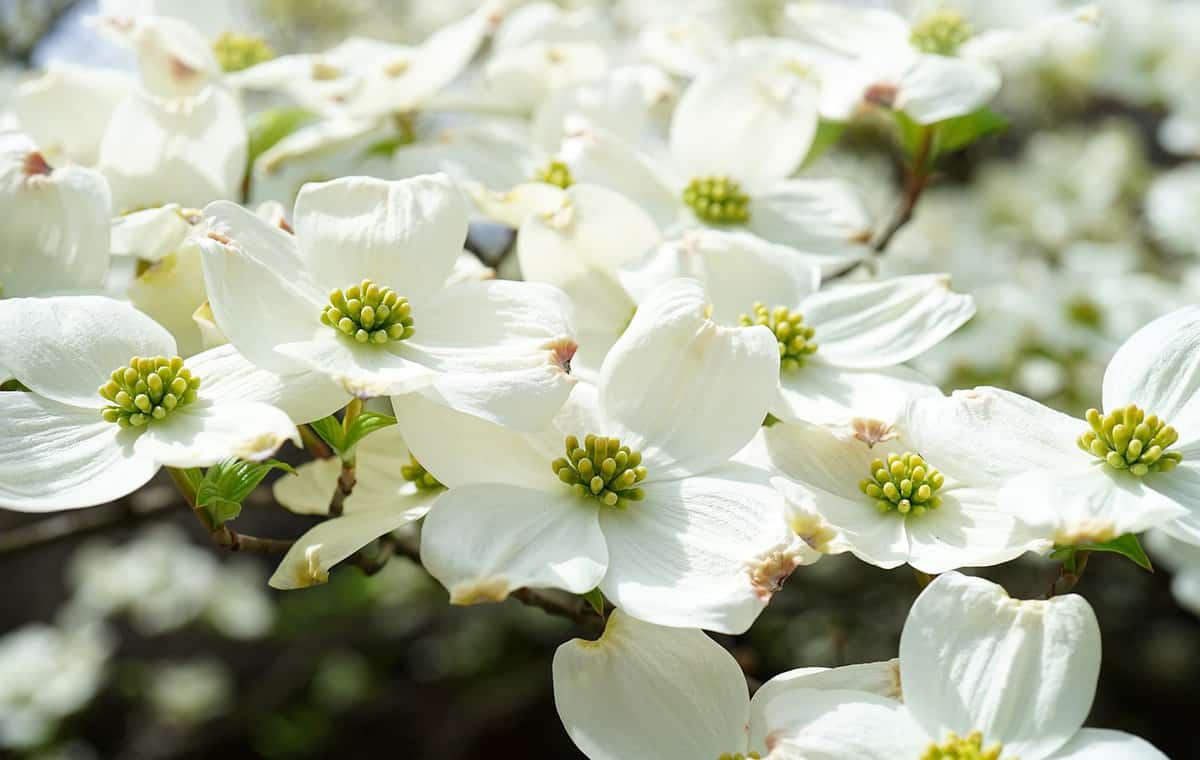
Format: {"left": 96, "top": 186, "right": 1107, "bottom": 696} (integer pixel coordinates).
{"left": 213, "top": 32, "right": 275, "bottom": 73}
{"left": 98, "top": 355, "right": 200, "bottom": 428}
{"left": 910, "top": 10, "right": 974, "bottom": 56}
{"left": 859, "top": 452, "right": 945, "bottom": 516}
{"left": 533, "top": 159, "right": 573, "bottom": 189}
{"left": 739, "top": 303, "right": 817, "bottom": 371}
{"left": 1078, "top": 404, "right": 1182, "bottom": 476}
{"left": 401, "top": 455, "right": 443, "bottom": 491}
{"left": 322, "top": 279, "right": 414, "bottom": 345}
{"left": 921, "top": 731, "right": 1004, "bottom": 760}
{"left": 682, "top": 176, "right": 750, "bottom": 224}
{"left": 552, "top": 434, "right": 648, "bottom": 509}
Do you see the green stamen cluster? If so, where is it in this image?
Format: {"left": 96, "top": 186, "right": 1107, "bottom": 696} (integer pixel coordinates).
{"left": 739, "top": 303, "right": 817, "bottom": 371}
{"left": 860, "top": 452, "right": 944, "bottom": 516}
{"left": 682, "top": 176, "right": 750, "bottom": 224}
{"left": 921, "top": 731, "right": 1003, "bottom": 760}
{"left": 533, "top": 159, "right": 573, "bottom": 189}
{"left": 98, "top": 356, "right": 200, "bottom": 428}
{"left": 322, "top": 279, "right": 414, "bottom": 345}
{"left": 553, "top": 435, "right": 647, "bottom": 509}
{"left": 401, "top": 455, "right": 443, "bottom": 491}
{"left": 1078, "top": 405, "right": 1182, "bottom": 476}
{"left": 910, "top": 10, "right": 974, "bottom": 56}
{"left": 212, "top": 32, "right": 275, "bottom": 73}
{"left": 716, "top": 753, "right": 761, "bottom": 760}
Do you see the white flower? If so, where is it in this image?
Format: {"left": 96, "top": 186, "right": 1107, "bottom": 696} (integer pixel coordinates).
{"left": 0, "top": 296, "right": 341, "bottom": 510}
{"left": 11, "top": 63, "right": 133, "bottom": 165}
{"left": 552, "top": 607, "right": 900, "bottom": 760}
{"left": 398, "top": 279, "right": 810, "bottom": 633}
{"left": 906, "top": 306, "right": 1200, "bottom": 547}
{"left": 269, "top": 425, "right": 440, "bottom": 589}
{"left": 773, "top": 572, "right": 1166, "bottom": 760}
{"left": 0, "top": 133, "right": 111, "bottom": 299}
{"left": 622, "top": 230, "right": 975, "bottom": 426}
{"left": 784, "top": 2, "right": 1002, "bottom": 124}
{"left": 197, "top": 172, "right": 576, "bottom": 430}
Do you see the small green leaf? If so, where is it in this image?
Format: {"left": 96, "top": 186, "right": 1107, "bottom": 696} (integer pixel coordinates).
{"left": 196, "top": 458, "right": 295, "bottom": 527}
{"left": 800, "top": 119, "right": 845, "bottom": 168}
{"left": 342, "top": 411, "right": 396, "bottom": 454}
{"left": 246, "top": 107, "right": 316, "bottom": 170}
{"left": 308, "top": 415, "right": 345, "bottom": 454}
{"left": 1051, "top": 533, "right": 1153, "bottom": 572}
{"left": 582, "top": 588, "right": 605, "bottom": 617}
{"left": 931, "top": 108, "right": 1009, "bottom": 156}
{"left": 893, "top": 111, "right": 926, "bottom": 158}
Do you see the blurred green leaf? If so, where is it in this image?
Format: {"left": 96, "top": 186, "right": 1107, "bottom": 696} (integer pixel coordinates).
{"left": 246, "top": 107, "right": 316, "bottom": 170}
{"left": 932, "top": 108, "right": 1009, "bottom": 155}
{"left": 1051, "top": 533, "right": 1153, "bottom": 572}
{"left": 197, "top": 458, "right": 295, "bottom": 527}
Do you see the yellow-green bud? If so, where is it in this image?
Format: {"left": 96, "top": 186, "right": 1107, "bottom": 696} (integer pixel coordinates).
{"left": 739, "top": 303, "right": 817, "bottom": 371}
{"left": 98, "top": 355, "right": 200, "bottom": 428}
{"left": 682, "top": 175, "right": 751, "bottom": 224}
{"left": 910, "top": 10, "right": 974, "bottom": 56}
{"left": 553, "top": 434, "right": 648, "bottom": 510}
{"left": 533, "top": 159, "right": 573, "bottom": 189}
{"left": 859, "top": 452, "right": 945, "bottom": 516}
{"left": 322, "top": 279, "right": 415, "bottom": 345}
{"left": 921, "top": 730, "right": 1004, "bottom": 760}
{"left": 1077, "top": 404, "right": 1183, "bottom": 476}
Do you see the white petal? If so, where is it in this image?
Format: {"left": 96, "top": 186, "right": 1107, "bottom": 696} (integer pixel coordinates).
{"left": 484, "top": 41, "right": 610, "bottom": 114}
{"left": 619, "top": 229, "right": 821, "bottom": 325}
{"left": 132, "top": 400, "right": 299, "bottom": 468}
{"left": 670, "top": 47, "right": 817, "bottom": 186}
{"left": 904, "top": 387, "right": 1089, "bottom": 488}
{"left": 804, "top": 274, "right": 975, "bottom": 369}
{"left": 1049, "top": 729, "right": 1168, "bottom": 760}
{"left": 110, "top": 204, "right": 193, "bottom": 262}
{"left": 0, "top": 133, "right": 111, "bottom": 296}
{"left": 765, "top": 689, "right": 929, "bottom": 760}
{"left": 772, "top": 476, "right": 909, "bottom": 569}
{"left": 0, "top": 296, "right": 175, "bottom": 408}
{"left": 420, "top": 484, "right": 608, "bottom": 603}
{"left": 599, "top": 278, "right": 779, "bottom": 476}
{"left": 99, "top": 87, "right": 247, "bottom": 209}
{"left": 0, "top": 393, "right": 156, "bottom": 511}
{"left": 906, "top": 487, "right": 1046, "bottom": 574}
{"left": 269, "top": 500, "right": 431, "bottom": 590}
{"left": 292, "top": 173, "right": 468, "bottom": 304}
{"left": 1101, "top": 306, "right": 1200, "bottom": 441}
{"left": 558, "top": 126, "right": 681, "bottom": 227}
{"left": 391, "top": 388, "right": 569, "bottom": 490}
{"left": 467, "top": 180, "right": 566, "bottom": 227}
{"left": 127, "top": 246, "right": 208, "bottom": 357}
{"left": 598, "top": 464, "right": 800, "bottom": 634}
{"left": 393, "top": 279, "right": 576, "bottom": 430}
{"left": 275, "top": 333, "right": 434, "bottom": 399}
{"left": 553, "top": 609, "right": 750, "bottom": 760}
{"left": 517, "top": 183, "right": 656, "bottom": 338}
{"left": 745, "top": 179, "right": 872, "bottom": 266}
{"left": 196, "top": 202, "right": 328, "bottom": 374}
{"left": 1148, "top": 456, "right": 1200, "bottom": 544}
{"left": 182, "top": 343, "right": 350, "bottom": 424}
{"left": 897, "top": 54, "right": 1001, "bottom": 124}
{"left": 13, "top": 63, "right": 132, "bottom": 165}
{"left": 783, "top": 3, "right": 911, "bottom": 57}
{"left": 1003, "top": 468, "right": 1186, "bottom": 546}
{"left": 900, "top": 572, "right": 1100, "bottom": 760}
{"left": 775, "top": 362, "right": 940, "bottom": 428}
{"left": 92, "top": 14, "right": 219, "bottom": 98}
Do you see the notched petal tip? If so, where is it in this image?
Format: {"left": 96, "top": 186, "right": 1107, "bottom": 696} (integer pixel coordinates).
{"left": 850, "top": 418, "right": 898, "bottom": 448}
{"left": 22, "top": 150, "right": 53, "bottom": 179}
{"left": 234, "top": 431, "right": 292, "bottom": 462}
{"left": 545, "top": 337, "right": 578, "bottom": 374}
{"left": 746, "top": 540, "right": 806, "bottom": 601}
{"left": 449, "top": 578, "right": 511, "bottom": 605}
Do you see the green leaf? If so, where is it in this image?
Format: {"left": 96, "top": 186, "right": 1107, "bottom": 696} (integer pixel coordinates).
{"left": 582, "top": 588, "right": 605, "bottom": 617}
{"left": 342, "top": 411, "right": 396, "bottom": 454}
{"left": 307, "top": 415, "right": 345, "bottom": 453}
{"left": 196, "top": 458, "right": 295, "bottom": 527}
{"left": 246, "top": 107, "right": 316, "bottom": 170}
{"left": 893, "top": 111, "right": 926, "bottom": 158}
{"left": 1051, "top": 533, "right": 1153, "bottom": 572}
{"left": 800, "top": 119, "right": 846, "bottom": 169}
{"left": 931, "top": 108, "right": 1009, "bottom": 156}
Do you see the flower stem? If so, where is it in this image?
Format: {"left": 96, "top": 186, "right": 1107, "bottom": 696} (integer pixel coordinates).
{"left": 1047, "top": 550, "right": 1091, "bottom": 597}
{"left": 329, "top": 398, "right": 363, "bottom": 517}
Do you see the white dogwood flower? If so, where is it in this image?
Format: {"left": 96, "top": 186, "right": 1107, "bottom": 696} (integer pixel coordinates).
{"left": 553, "top": 608, "right": 900, "bottom": 760}
{"left": 399, "top": 279, "right": 810, "bottom": 633}
{"left": 0, "top": 133, "right": 111, "bottom": 299}
{"left": 765, "top": 417, "right": 1046, "bottom": 573}
{"left": 0, "top": 296, "right": 344, "bottom": 510}
{"left": 906, "top": 306, "right": 1200, "bottom": 547}
{"left": 773, "top": 572, "right": 1167, "bottom": 760}
{"left": 269, "top": 426, "right": 440, "bottom": 589}
{"left": 197, "top": 173, "right": 576, "bottom": 430}
{"left": 621, "top": 230, "right": 975, "bottom": 426}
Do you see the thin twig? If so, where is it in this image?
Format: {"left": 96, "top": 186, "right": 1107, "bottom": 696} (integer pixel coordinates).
{"left": 168, "top": 467, "right": 294, "bottom": 555}
{"left": 0, "top": 499, "right": 173, "bottom": 555}
{"left": 1046, "top": 551, "right": 1091, "bottom": 598}
{"left": 328, "top": 399, "right": 362, "bottom": 517}
{"left": 510, "top": 587, "right": 602, "bottom": 626}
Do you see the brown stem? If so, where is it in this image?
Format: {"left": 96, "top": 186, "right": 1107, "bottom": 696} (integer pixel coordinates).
{"left": 1046, "top": 551, "right": 1091, "bottom": 598}
{"left": 298, "top": 424, "right": 333, "bottom": 459}
{"left": 168, "top": 467, "right": 294, "bottom": 555}
{"left": 510, "top": 587, "right": 602, "bottom": 626}
{"left": 329, "top": 399, "right": 363, "bottom": 517}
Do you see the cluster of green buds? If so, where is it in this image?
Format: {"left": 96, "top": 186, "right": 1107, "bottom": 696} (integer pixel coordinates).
{"left": 860, "top": 452, "right": 945, "bottom": 516}
{"left": 739, "top": 303, "right": 818, "bottom": 371}
{"left": 322, "top": 279, "right": 414, "bottom": 345}
{"left": 920, "top": 731, "right": 1003, "bottom": 760}
{"left": 533, "top": 159, "right": 574, "bottom": 189}
{"left": 1078, "top": 405, "right": 1182, "bottom": 476}
{"left": 99, "top": 356, "right": 200, "bottom": 428}
{"left": 682, "top": 176, "right": 750, "bottom": 224}
{"left": 401, "top": 455, "right": 443, "bottom": 491}
{"left": 909, "top": 10, "right": 974, "bottom": 56}
{"left": 553, "top": 435, "right": 648, "bottom": 509}
{"left": 212, "top": 32, "right": 276, "bottom": 73}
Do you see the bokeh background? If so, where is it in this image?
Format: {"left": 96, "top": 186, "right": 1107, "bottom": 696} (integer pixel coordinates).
{"left": 3, "top": 1, "right": 1200, "bottom": 758}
